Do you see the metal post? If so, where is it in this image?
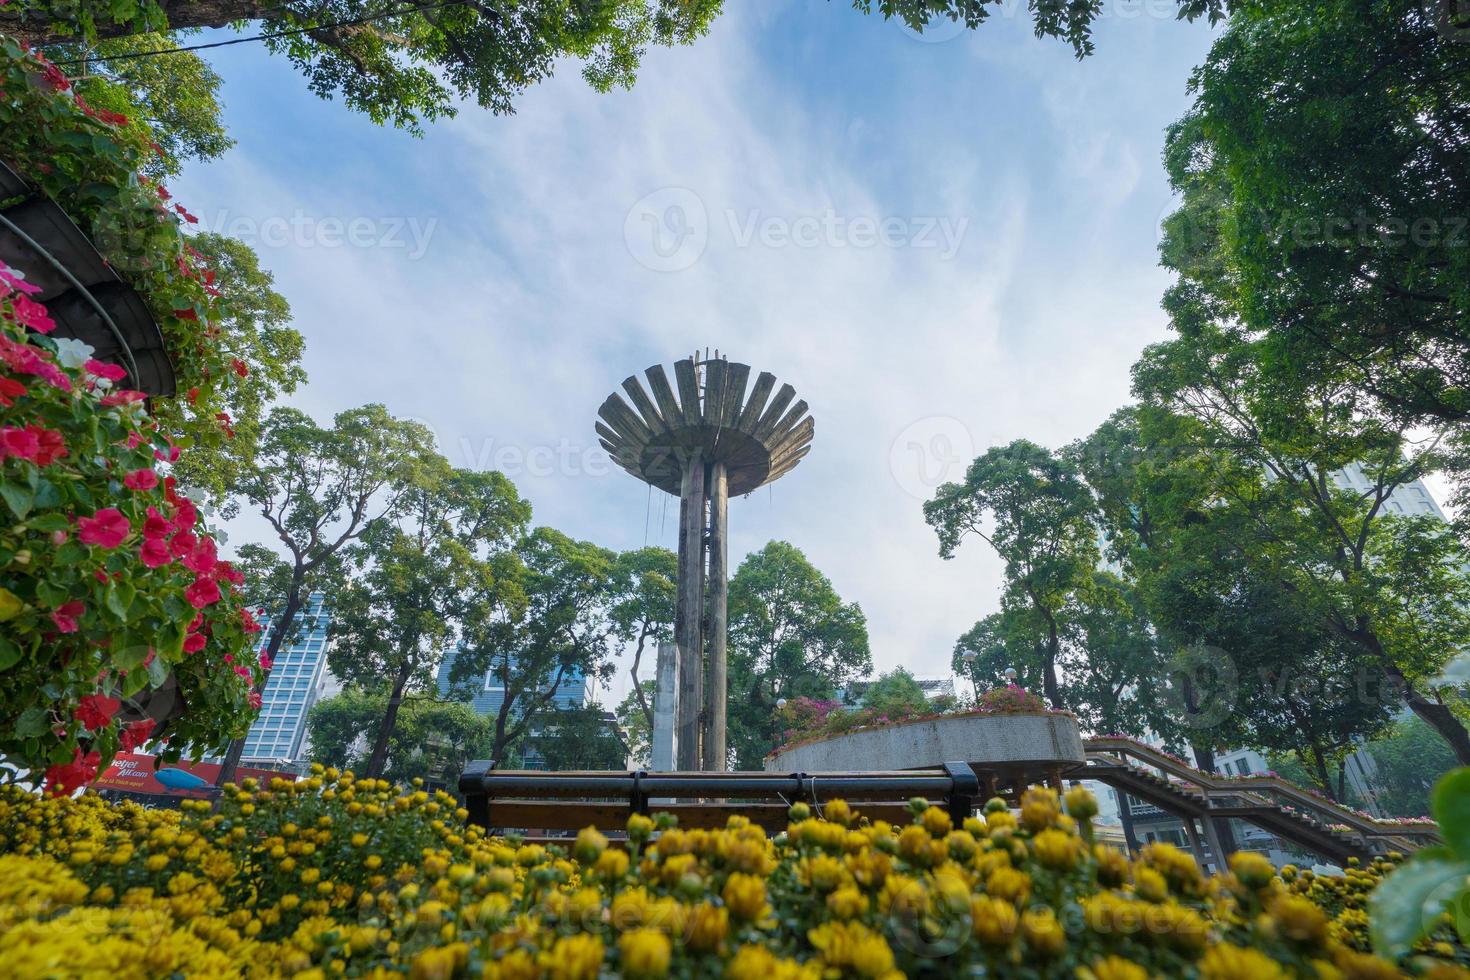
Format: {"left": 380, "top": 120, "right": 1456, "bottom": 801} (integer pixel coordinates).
{"left": 703, "top": 462, "right": 729, "bottom": 771}
{"left": 675, "top": 454, "right": 706, "bottom": 771}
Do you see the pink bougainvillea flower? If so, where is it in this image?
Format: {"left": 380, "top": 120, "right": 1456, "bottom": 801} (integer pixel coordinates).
{"left": 182, "top": 632, "right": 206, "bottom": 653}
{"left": 77, "top": 508, "right": 130, "bottom": 548}
{"left": 215, "top": 560, "right": 244, "bottom": 586}
{"left": 123, "top": 468, "right": 158, "bottom": 491}
{"left": 84, "top": 358, "right": 128, "bottom": 382}
{"left": 0, "top": 377, "right": 26, "bottom": 408}
{"left": 259, "top": 653, "right": 272, "bottom": 671}
{"left": 172, "top": 308, "right": 198, "bottom": 321}
{"left": 119, "top": 719, "right": 154, "bottom": 751}
{"left": 45, "top": 749, "right": 100, "bottom": 796}
{"left": 125, "top": 431, "right": 145, "bottom": 449}
{"left": 74, "top": 693, "right": 121, "bottom": 731}
{"left": 240, "top": 607, "right": 262, "bottom": 634}
{"left": 184, "top": 576, "right": 221, "bottom": 609}
{"left": 50, "top": 600, "right": 84, "bottom": 634}
{"left": 247, "top": 691, "right": 263, "bottom": 711}
{"left": 231, "top": 358, "right": 248, "bottom": 378}
{"left": 139, "top": 536, "right": 171, "bottom": 568}
{"left": 234, "top": 665, "right": 251, "bottom": 680}
{"left": 39, "top": 63, "right": 71, "bottom": 92}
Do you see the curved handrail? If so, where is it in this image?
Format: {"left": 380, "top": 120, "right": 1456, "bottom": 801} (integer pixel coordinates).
{"left": 1084, "top": 737, "right": 1438, "bottom": 844}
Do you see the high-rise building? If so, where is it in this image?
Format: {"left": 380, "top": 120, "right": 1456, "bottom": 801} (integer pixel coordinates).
{"left": 241, "top": 593, "right": 332, "bottom": 765}
{"left": 435, "top": 649, "right": 592, "bottom": 768}
{"left": 435, "top": 649, "right": 591, "bottom": 718}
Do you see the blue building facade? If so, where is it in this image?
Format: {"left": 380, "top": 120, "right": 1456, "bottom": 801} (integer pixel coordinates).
{"left": 436, "top": 648, "right": 590, "bottom": 766}
{"left": 436, "top": 649, "right": 589, "bottom": 716}
{"left": 241, "top": 593, "right": 331, "bottom": 764}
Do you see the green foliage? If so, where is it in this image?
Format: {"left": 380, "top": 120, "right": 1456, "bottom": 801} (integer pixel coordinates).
{"left": 725, "top": 540, "right": 871, "bottom": 769}
{"left": 1367, "top": 718, "right": 1461, "bottom": 819}
{"left": 0, "top": 272, "right": 259, "bottom": 786}
{"left": 451, "top": 527, "right": 622, "bottom": 763}
{"left": 61, "top": 34, "right": 234, "bottom": 179}
{"left": 848, "top": 0, "right": 1232, "bottom": 57}
{"left": 1162, "top": 0, "right": 1470, "bottom": 432}
{"left": 8, "top": 0, "right": 725, "bottom": 134}
{"left": 306, "top": 686, "right": 492, "bottom": 786}
{"left": 609, "top": 546, "right": 676, "bottom": 735}
{"left": 860, "top": 667, "right": 930, "bottom": 718}
{"left": 528, "top": 703, "right": 625, "bottom": 772}
{"left": 615, "top": 681, "right": 656, "bottom": 768}
{"left": 1371, "top": 769, "right": 1470, "bottom": 958}
{"left": 329, "top": 467, "right": 531, "bottom": 777}
{"left": 925, "top": 439, "right": 1100, "bottom": 709}
{"left": 0, "top": 41, "right": 278, "bottom": 459}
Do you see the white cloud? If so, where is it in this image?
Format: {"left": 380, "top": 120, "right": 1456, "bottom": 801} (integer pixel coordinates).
{"left": 179, "top": 2, "right": 1217, "bottom": 707}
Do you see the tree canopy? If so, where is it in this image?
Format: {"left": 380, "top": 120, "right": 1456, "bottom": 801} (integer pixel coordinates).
{"left": 725, "top": 540, "right": 871, "bottom": 769}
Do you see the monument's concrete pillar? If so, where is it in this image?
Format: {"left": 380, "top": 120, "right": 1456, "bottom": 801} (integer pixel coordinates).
{"left": 652, "top": 640, "right": 677, "bottom": 771}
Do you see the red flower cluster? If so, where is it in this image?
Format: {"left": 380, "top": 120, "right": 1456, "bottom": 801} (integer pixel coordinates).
{"left": 74, "top": 693, "right": 121, "bottom": 731}
{"left": 78, "top": 508, "right": 131, "bottom": 548}
{"left": 44, "top": 748, "right": 100, "bottom": 796}
{"left": 0, "top": 423, "right": 65, "bottom": 465}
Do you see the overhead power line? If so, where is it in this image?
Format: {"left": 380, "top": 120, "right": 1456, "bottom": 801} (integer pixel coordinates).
{"left": 51, "top": 0, "right": 467, "bottom": 67}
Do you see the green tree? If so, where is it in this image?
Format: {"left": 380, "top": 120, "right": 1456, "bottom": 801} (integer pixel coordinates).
{"left": 925, "top": 440, "right": 1100, "bottom": 709}
{"left": 861, "top": 667, "right": 930, "bottom": 718}
{"left": 609, "top": 546, "right": 676, "bottom": 736}
{"left": 64, "top": 35, "right": 233, "bottom": 178}
{"left": 170, "top": 234, "right": 307, "bottom": 505}
{"left": 451, "top": 528, "right": 622, "bottom": 763}
{"left": 528, "top": 703, "right": 626, "bottom": 772}
{"left": 215, "top": 404, "right": 438, "bottom": 786}
{"left": 1366, "top": 718, "right": 1458, "bottom": 818}
{"left": 615, "top": 681, "right": 656, "bottom": 768}
{"left": 6, "top": 0, "right": 1244, "bottom": 136}
{"left": 1161, "top": 0, "right": 1470, "bottom": 432}
{"left": 1132, "top": 318, "right": 1470, "bottom": 764}
{"left": 329, "top": 468, "right": 530, "bottom": 778}
{"left": 10, "top": 0, "right": 724, "bottom": 133}
{"left": 725, "top": 540, "right": 871, "bottom": 769}
{"left": 306, "top": 686, "right": 493, "bottom": 786}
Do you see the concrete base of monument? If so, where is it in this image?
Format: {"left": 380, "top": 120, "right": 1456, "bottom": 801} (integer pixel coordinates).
{"left": 763, "top": 711, "right": 1086, "bottom": 798}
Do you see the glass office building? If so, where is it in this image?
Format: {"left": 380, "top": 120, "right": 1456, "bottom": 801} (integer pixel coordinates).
{"left": 436, "top": 648, "right": 590, "bottom": 767}
{"left": 241, "top": 593, "right": 332, "bottom": 764}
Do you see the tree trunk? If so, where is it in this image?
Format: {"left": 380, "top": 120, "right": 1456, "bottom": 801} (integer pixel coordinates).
{"left": 1307, "top": 741, "right": 1337, "bottom": 802}
{"left": 363, "top": 658, "right": 413, "bottom": 779}
{"left": 1042, "top": 623, "right": 1063, "bottom": 710}
{"left": 1357, "top": 632, "right": 1470, "bottom": 765}
{"left": 3, "top": 0, "right": 275, "bottom": 48}
{"left": 1116, "top": 789, "right": 1141, "bottom": 854}
{"left": 214, "top": 575, "right": 305, "bottom": 789}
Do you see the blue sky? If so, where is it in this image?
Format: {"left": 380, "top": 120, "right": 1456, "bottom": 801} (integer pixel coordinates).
{"left": 179, "top": 2, "right": 1220, "bottom": 704}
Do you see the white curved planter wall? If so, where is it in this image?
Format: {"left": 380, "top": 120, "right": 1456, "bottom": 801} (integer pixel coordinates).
{"left": 764, "top": 712, "right": 1085, "bottom": 774}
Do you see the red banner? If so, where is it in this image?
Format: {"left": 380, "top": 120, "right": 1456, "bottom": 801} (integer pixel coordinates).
{"left": 94, "top": 752, "right": 296, "bottom": 797}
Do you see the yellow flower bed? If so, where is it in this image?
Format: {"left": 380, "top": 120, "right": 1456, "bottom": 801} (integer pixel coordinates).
{"left": 0, "top": 770, "right": 1461, "bottom": 978}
